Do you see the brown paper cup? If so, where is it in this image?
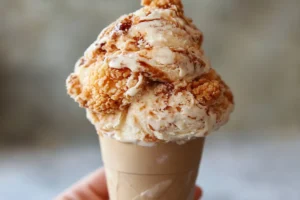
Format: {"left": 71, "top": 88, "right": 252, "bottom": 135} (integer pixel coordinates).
{"left": 99, "top": 136, "right": 205, "bottom": 200}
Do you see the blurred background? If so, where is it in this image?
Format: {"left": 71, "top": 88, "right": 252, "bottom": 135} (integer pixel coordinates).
{"left": 1, "top": 0, "right": 299, "bottom": 199}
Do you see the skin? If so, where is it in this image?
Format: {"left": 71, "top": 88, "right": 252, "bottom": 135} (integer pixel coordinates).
{"left": 56, "top": 168, "right": 203, "bottom": 200}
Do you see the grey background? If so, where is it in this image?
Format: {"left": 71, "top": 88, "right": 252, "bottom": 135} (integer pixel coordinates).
{"left": 0, "top": 0, "right": 299, "bottom": 199}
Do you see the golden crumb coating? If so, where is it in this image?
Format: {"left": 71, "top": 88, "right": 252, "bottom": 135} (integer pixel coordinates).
{"left": 188, "top": 69, "right": 234, "bottom": 121}
{"left": 66, "top": 74, "right": 88, "bottom": 108}
{"left": 67, "top": 65, "right": 143, "bottom": 114}
{"left": 67, "top": 74, "right": 82, "bottom": 97}
{"left": 84, "top": 66, "right": 142, "bottom": 113}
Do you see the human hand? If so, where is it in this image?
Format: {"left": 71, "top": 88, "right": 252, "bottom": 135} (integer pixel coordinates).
{"left": 56, "top": 168, "right": 203, "bottom": 200}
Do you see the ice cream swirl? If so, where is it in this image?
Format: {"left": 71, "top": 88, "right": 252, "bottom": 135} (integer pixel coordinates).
{"left": 66, "top": 0, "right": 234, "bottom": 143}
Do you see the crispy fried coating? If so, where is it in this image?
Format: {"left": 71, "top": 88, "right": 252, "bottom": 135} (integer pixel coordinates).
{"left": 188, "top": 69, "right": 234, "bottom": 121}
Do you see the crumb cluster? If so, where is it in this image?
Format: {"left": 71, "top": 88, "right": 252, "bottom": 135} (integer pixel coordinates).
{"left": 69, "top": 66, "right": 142, "bottom": 114}
{"left": 142, "top": 0, "right": 183, "bottom": 10}
{"left": 188, "top": 69, "right": 233, "bottom": 121}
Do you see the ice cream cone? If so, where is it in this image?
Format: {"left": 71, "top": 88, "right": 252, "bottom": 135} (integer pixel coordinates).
{"left": 66, "top": 0, "right": 234, "bottom": 197}
{"left": 99, "top": 136, "right": 205, "bottom": 200}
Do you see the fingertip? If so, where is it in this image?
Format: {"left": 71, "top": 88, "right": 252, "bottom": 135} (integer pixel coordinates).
{"left": 194, "top": 186, "right": 203, "bottom": 200}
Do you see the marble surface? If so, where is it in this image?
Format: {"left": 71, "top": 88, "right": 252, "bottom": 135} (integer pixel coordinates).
{"left": 1, "top": 135, "right": 299, "bottom": 200}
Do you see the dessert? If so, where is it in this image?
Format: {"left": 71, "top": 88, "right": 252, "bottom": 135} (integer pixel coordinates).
{"left": 66, "top": 0, "right": 234, "bottom": 199}
{"left": 67, "top": 0, "right": 233, "bottom": 144}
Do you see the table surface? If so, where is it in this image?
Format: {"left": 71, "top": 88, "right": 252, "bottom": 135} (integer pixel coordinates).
{"left": 1, "top": 136, "right": 299, "bottom": 200}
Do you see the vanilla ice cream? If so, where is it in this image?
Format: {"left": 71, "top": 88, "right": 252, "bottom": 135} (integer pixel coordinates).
{"left": 66, "top": 0, "right": 234, "bottom": 144}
